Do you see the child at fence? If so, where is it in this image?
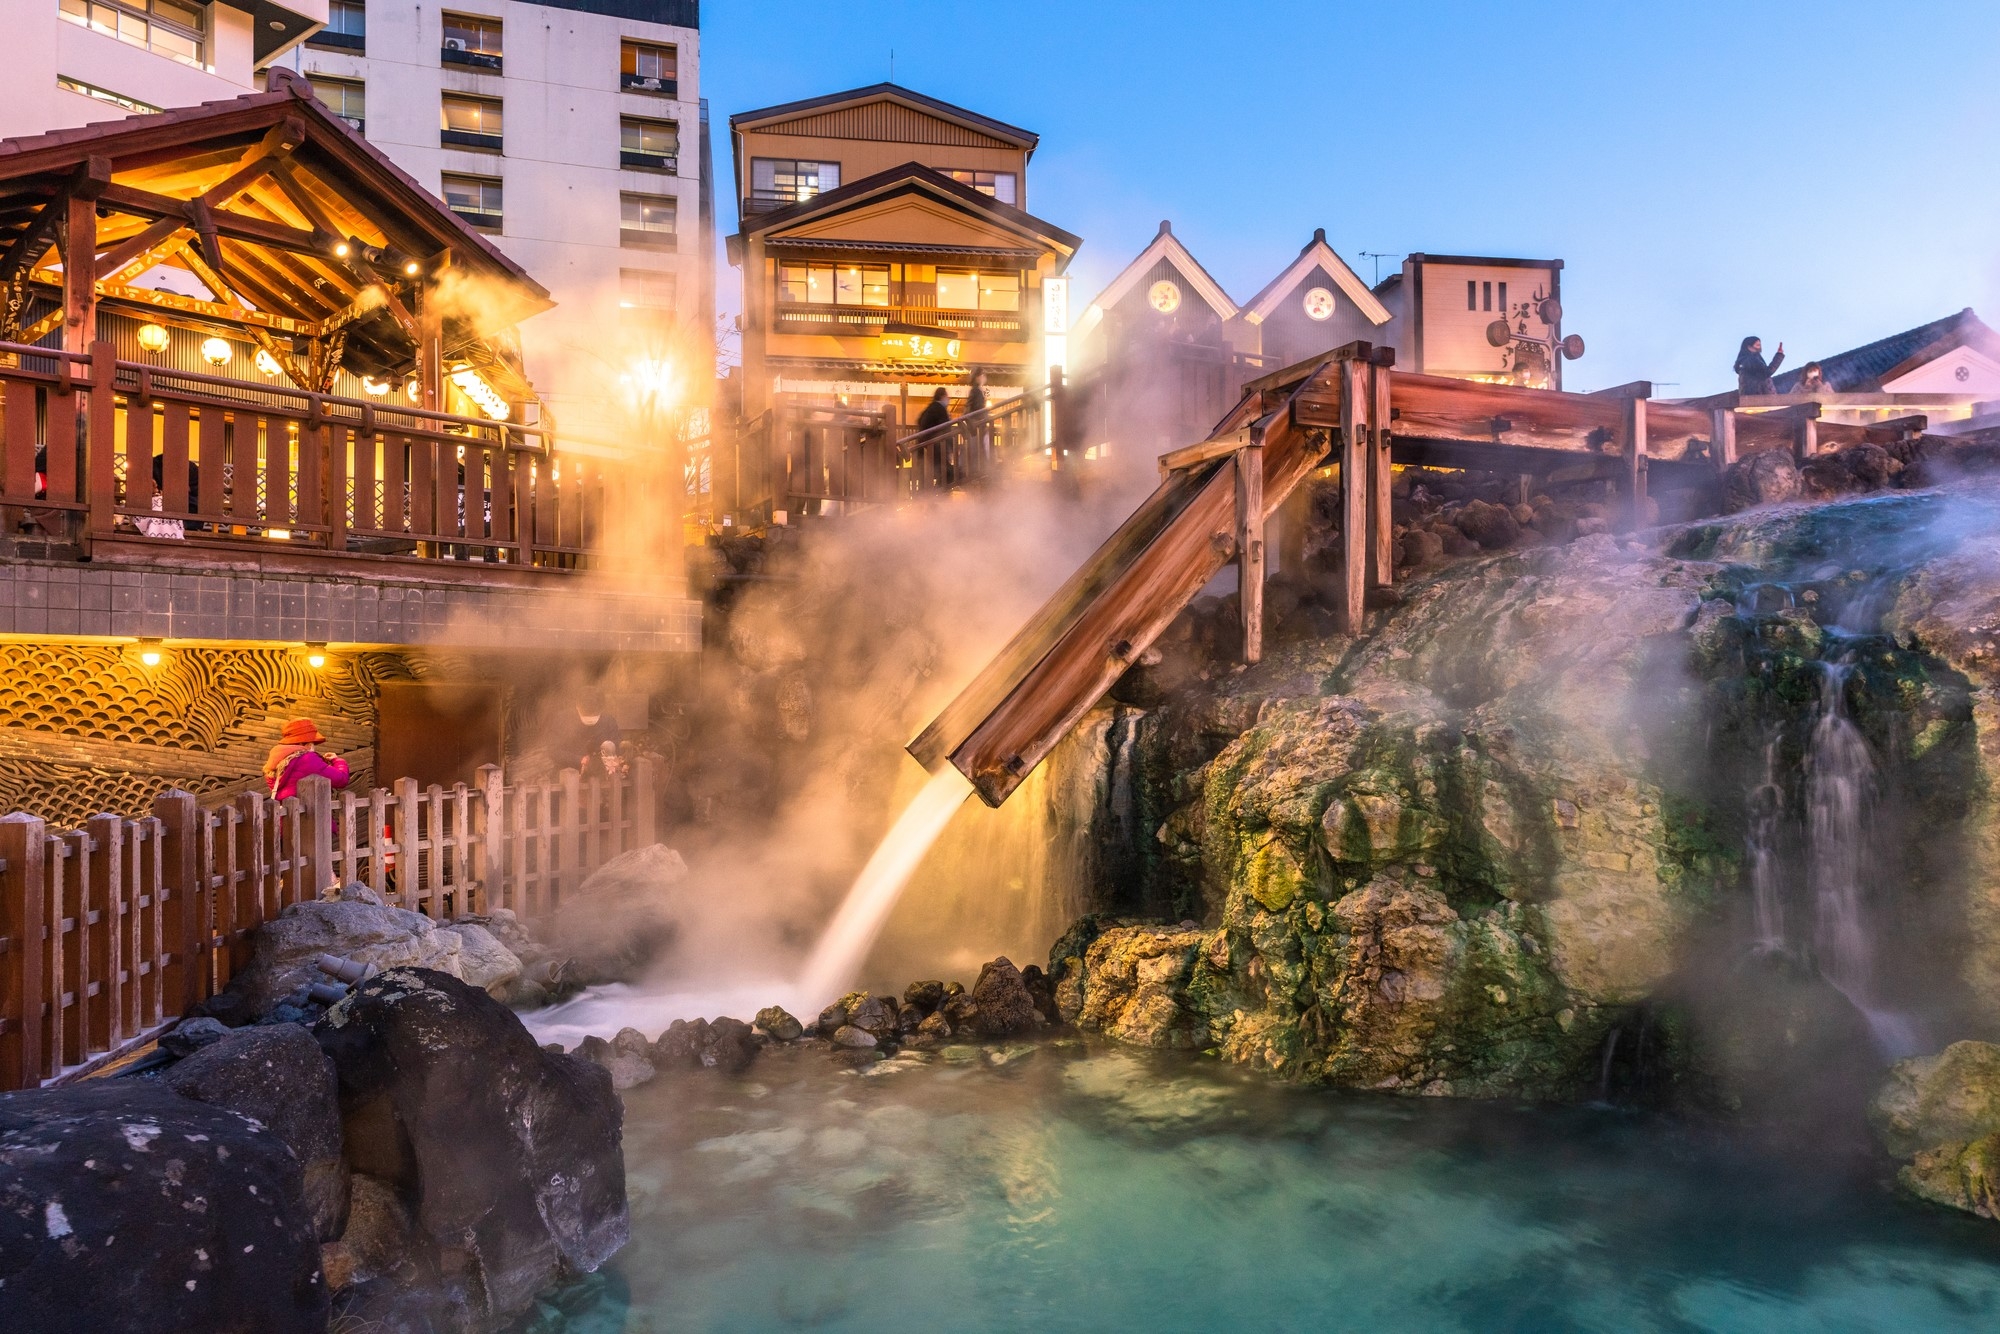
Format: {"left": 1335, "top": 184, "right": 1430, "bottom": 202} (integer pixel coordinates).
{"left": 263, "top": 718, "right": 354, "bottom": 801}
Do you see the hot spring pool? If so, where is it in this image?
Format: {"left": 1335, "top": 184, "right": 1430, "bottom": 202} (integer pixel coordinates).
{"left": 515, "top": 1040, "right": 2000, "bottom": 1332}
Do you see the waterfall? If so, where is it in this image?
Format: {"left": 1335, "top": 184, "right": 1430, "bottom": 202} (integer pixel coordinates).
{"left": 1745, "top": 736, "right": 1787, "bottom": 953}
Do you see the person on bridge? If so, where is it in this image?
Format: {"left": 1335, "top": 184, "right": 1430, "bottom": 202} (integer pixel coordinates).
{"left": 916, "top": 386, "right": 952, "bottom": 434}
{"left": 1734, "top": 336, "right": 1786, "bottom": 395}
{"left": 965, "top": 368, "right": 988, "bottom": 419}
{"left": 263, "top": 718, "right": 353, "bottom": 801}
{"left": 1796, "top": 361, "right": 1830, "bottom": 394}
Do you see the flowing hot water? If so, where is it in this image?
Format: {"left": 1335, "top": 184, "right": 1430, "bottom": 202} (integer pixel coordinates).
{"left": 796, "top": 766, "right": 975, "bottom": 1008}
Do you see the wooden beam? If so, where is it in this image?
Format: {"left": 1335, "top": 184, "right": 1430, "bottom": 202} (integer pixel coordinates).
{"left": 1795, "top": 415, "right": 1817, "bottom": 464}
{"left": 266, "top": 160, "right": 344, "bottom": 239}
{"left": 1621, "top": 395, "right": 1648, "bottom": 528}
{"left": 1588, "top": 380, "right": 1653, "bottom": 399}
{"left": 1159, "top": 428, "right": 1252, "bottom": 477}
{"left": 1237, "top": 435, "right": 1264, "bottom": 664}
{"left": 1339, "top": 358, "right": 1367, "bottom": 633}
{"left": 315, "top": 284, "right": 390, "bottom": 338}
{"left": 1369, "top": 361, "right": 1394, "bottom": 589}
{"left": 198, "top": 118, "right": 306, "bottom": 210}
{"left": 91, "top": 278, "right": 315, "bottom": 335}
{"left": 16, "top": 305, "right": 64, "bottom": 344}
{"left": 1710, "top": 408, "right": 1737, "bottom": 471}
{"left": 97, "top": 183, "right": 330, "bottom": 259}
{"left": 0, "top": 200, "right": 63, "bottom": 285}
{"left": 61, "top": 191, "right": 98, "bottom": 352}
{"left": 94, "top": 216, "right": 188, "bottom": 283}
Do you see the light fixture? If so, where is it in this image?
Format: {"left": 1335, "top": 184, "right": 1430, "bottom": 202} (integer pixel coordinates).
{"left": 137, "top": 637, "right": 164, "bottom": 668}
{"left": 136, "top": 322, "right": 170, "bottom": 354}
{"left": 403, "top": 260, "right": 422, "bottom": 277}
{"left": 304, "top": 642, "right": 327, "bottom": 669}
{"left": 333, "top": 240, "right": 352, "bottom": 258}
{"left": 449, "top": 365, "right": 511, "bottom": 421}
{"left": 200, "top": 336, "right": 232, "bottom": 367}
{"left": 361, "top": 375, "right": 391, "bottom": 397}
{"left": 404, "top": 379, "right": 422, "bottom": 403}
{"left": 254, "top": 348, "right": 282, "bottom": 377}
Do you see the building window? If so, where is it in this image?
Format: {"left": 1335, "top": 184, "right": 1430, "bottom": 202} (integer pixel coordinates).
{"left": 836, "top": 264, "right": 891, "bottom": 307}
{"left": 944, "top": 169, "right": 1016, "bottom": 206}
{"left": 58, "top": 0, "right": 205, "bottom": 69}
{"left": 620, "top": 40, "right": 677, "bottom": 95}
{"left": 937, "top": 271, "right": 1019, "bottom": 312}
{"left": 777, "top": 263, "right": 887, "bottom": 308}
{"left": 748, "top": 159, "right": 839, "bottom": 215}
{"left": 619, "top": 267, "right": 678, "bottom": 334}
{"left": 310, "top": 77, "right": 366, "bottom": 134}
{"left": 619, "top": 194, "right": 677, "bottom": 249}
{"left": 441, "top": 13, "right": 501, "bottom": 70}
{"left": 442, "top": 173, "right": 502, "bottom": 230}
{"left": 441, "top": 94, "right": 502, "bottom": 151}
{"left": 1466, "top": 280, "right": 1476, "bottom": 311}
{"left": 54, "top": 75, "right": 160, "bottom": 115}
{"left": 619, "top": 117, "right": 679, "bottom": 172}
{"left": 310, "top": 0, "right": 364, "bottom": 50}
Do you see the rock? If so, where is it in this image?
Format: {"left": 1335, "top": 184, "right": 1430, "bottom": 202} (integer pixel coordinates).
{"left": 1724, "top": 448, "right": 1802, "bottom": 511}
{"left": 339, "top": 880, "right": 385, "bottom": 906}
{"left": 438, "top": 922, "right": 523, "bottom": 995}
{"left": 600, "top": 1053, "right": 657, "bottom": 1091}
{"left": 903, "top": 980, "right": 947, "bottom": 1013}
{"left": 542, "top": 844, "right": 689, "bottom": 983}
{"left": 0, "top": 1082, "right": 327, "bottom": 1331}
{"left": 1020, "top": 963, "right": 1058, "bottom": 1024}
{"left": 816, "top": 1001, "right": 851, "bottom": 1036}
{"left": 324, "top": 1172, "right": 417, "bottom": 1291}
{"left": 653, "top": 1018, "right": 711, "bottom": 1069}
{"left": 234, "top": 899, "right": 467, "bottom": 1015}
{"left": 940, "top": 1045, "right": 982, "bottom": 1063}
{"left": 831, "top": 1025, "right": 877, "bottom": 1049}
{"left": 611, "top": 1027, "right": 652, "bottom": 1059}
{"left": 847, "top": 995, "right": 900, "bottom": 1040}
{"left": 162, "top": 1023, "right": 349, "bottom": 1242}
{"left": 1902, "top": 1133, "right": 2000, "bottom": 1220}
{"left": 315, "top": 968, "right": 627, "bottom": 1330}
{"left": 913, "top": 1012, "right": 953, "bottom": 1043}
{"left": 158, "top": 1015, "right": 230, "bottom": 1058}
{"left": 1871, "top": 1040, "right": 2000, "bottom": 1159}
{"left": 1398, "top": 527, "right": 1444, "bottom": 569}
{"left": 755, "top": 1006, "right": 804, "bottom": 1041}
{"left": 1454, "top": 500, "right": 1521, "bottom": 550}
{"left": 1072, "top": 927, "right": 1211, "bottom": 1049}
{"left": 700, "top": 1017, "right": 759, "bottom": 1073}
{"left": 968, "top": 957, "right": 1041, "bottom": 1038}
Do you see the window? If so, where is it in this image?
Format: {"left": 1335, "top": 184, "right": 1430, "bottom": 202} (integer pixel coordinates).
{"left": 54, "top": 75, "right": 160, "bottom": 115}
{"left": 619, "top": 117, "right": 679, "bottom": 171}
{"left": 776, "top": 264, "right": 889, "bottom": 308}
{"left": 620, "top": 40, "right": 677, "bottom": 95}
{"left": 310, "top": 77, "right": 366, "bottom": 133}
{"left": 441, "top": 94, "right": 502, "bottom": 150}
{"left": 619, "top": 193, "right": 676, "bottom": 249}
{"left": 748, "top": 159, "right": 839, "bottom": 214}
{"left": 441, "top": 13, "right": 501, "bottom": 69}
{"left": 944, "top": 169, "right": 1016, "bottom": 206}
{"left": 619, "top": 268, "right": 677, "bottom": 333}
{"left": 59, "top": 0, "right": 205, "bottom": 68}
{"left": 936, "top": 272, "right": 1019, "bottom": 313}
{"left": 310, "top": 0, "right": 364, "bottom": 49}
{"left": 442, "top": 173, "right": 502, "bottom": 230}
{"left": 1498, "top": 282, "right": 1508, "bottom": 316}
{"left": 1466, "top": 280, "right": 1476, "bottom": 311}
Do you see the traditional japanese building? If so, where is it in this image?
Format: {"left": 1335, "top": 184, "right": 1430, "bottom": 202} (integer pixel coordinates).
{"left": 1372, "top": 253, "right": 1576, "bottom": 389}
{"left": 726, "top": 84, "right": 1079, "bottom": 428}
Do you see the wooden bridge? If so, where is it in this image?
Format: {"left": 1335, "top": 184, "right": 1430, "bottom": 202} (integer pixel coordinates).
{"left": 912, "top": 342, "right": 1928, "bottom": 807}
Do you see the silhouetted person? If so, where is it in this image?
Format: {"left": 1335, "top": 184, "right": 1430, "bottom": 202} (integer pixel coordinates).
{"left": 965, "top": 368, "right": 988, "bottom": 419}
{"left": 1735, "top": 336, "right": 1785, "bottom": 395}
{"left": 915, "top": 386, "right": 951, "bottom": 434}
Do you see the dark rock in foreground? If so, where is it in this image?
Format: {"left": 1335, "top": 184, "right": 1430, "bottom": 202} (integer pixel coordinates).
{"left": 0, "top": 1082, "right": 328, "bottom": 1333}
{"left": 162, "top": 1023, "right": 350, "bottom": 1241}
{"left": 968, "top": 957, "right": 1042, "bottom": 1037}
{"left": 315, "top": 968, "right": 627, "bottom": 1332}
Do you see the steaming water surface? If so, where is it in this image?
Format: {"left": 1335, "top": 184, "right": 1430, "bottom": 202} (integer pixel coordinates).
{"left": 516, "top": 1043, "right": 2000, "bottom": 1333}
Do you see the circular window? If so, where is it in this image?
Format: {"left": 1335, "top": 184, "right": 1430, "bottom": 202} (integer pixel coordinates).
{"left": 1303, "top": 287, "right": 1336, "bottom": 321}
{"left": 1956, "top": 364, "right": 1972, "bottom": 382}
{"left": 1148, "top": 280, "right": 1182, "bottom": 314}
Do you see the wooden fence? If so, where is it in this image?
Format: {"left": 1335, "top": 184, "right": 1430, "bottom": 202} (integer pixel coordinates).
{"left": 0, "top": 760, "right": 656, "bottom": 1091}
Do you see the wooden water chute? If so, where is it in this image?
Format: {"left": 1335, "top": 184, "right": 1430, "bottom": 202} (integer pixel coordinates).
{"left": 912, "top": 344, "right": 1928, "bottom": 808}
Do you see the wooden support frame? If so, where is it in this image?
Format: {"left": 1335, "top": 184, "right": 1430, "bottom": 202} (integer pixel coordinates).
{"left": 1710, "top": 407, "right": 1737, "bottom": 473}
{"left": 1621, "top": 394, "right": 1649, "bottom": 529}
{"left": 1338, "top": 358, "right": 1369, "bottom": 633}
{"left": 1236, "top": 431, "right": 1265, "bottom": 663}
{"left": 1369, "top": 361, "right": 1394, "bottom": 590}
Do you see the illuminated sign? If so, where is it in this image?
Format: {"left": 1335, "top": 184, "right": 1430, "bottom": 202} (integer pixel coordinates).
{"left": 878, "top": 331, "right": 962, "bottom": 363}
{"left": 1043, "top": 276, "right": 1070, "bottom": 334}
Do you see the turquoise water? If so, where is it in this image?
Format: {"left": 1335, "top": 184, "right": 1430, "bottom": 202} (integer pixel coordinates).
{"left": 519, "top": 1041, "right": 2000, "bottom": 1333}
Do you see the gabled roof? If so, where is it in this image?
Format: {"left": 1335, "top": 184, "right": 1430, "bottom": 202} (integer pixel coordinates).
{"left": 1772, "top": 308, "right": 2000, "bottom": 392}
{"left": 1074, "top": 221, "right": 1236, "bottom": 346}
{"left": 731, "top": 161, "right": 1079, "bottom": 267}
{"left": 1240, "top": 228, "right": 1391, "bottom": 327}
{"left": 729, "top": 83, "right": 1038, "bottom": 152}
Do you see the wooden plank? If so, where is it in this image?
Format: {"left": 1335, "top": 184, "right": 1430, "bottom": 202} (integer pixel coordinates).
{"left": 367, "top": 788, "right": 389, "bottom": 897}
{"left": 1159, "top": 429, "right": 1251, "bottom": 477}
{"left": 196, "top": 406, "right": 227, "bottom": 520}
{"left": 60, "top": 833, "right": 86, "bottom": 1069}
{"left": 1369, "top": 362, "right": 1394, "bottom": 590}
{"left": 1339, "top": 359, "right": 1368, "bottom": 633}
{"left": 1236, "top": 438, "right": 1264, "bottom": 664}
{"left": 2, "top": 381, "right": 38, "bottom": 503}
{"left": 152, "top": 791, "right": 198, "bottom": 1014}
{"left": 1711, "top": 408, "right": 1737, "bottom": 471}
{"left": 478, "top": 765, "right": 505, "bottom": 909}
{"left": 87, "top": 814, "right": 122, "bottom": 1051}
{"left": 424, "top": 783, "right": 446, "bottom": 917}
{"left": 1622, "top": 395, "right": 1648, "bottom": 528}
{"left": 1796, "top": 416, "right": 1817, "bottom": 464}
{"left": 559, "top": 769, "right": 582, "bottom": 908}
{"left": 0, "top": 813, "right": 48, "bottom": 1091}
{"left": 394, "top": 778, "right": 419, "bottom": 912}
{"left": 451, "top": 783, "right": 472, "bottom": 913}
{"left": 62, "top": 191, "right": 98, "bottom": 353}
{"left": 233, "top": 794, "right": 264, "bottom": 974}
{"left": 1588, "top": 380, "right": 1654, "bottom": 399}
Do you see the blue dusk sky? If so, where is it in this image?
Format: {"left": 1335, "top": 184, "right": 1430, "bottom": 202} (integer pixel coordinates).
{"left": 702, "top": 0, "right": 2000, "bottom": 395}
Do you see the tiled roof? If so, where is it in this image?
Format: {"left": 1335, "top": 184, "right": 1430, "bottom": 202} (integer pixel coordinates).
{"left": 1773, "top": 308, "right": 1994, "bottom": 392}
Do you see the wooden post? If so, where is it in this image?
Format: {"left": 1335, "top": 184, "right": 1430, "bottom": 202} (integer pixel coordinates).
{"left": 232, "top": 794, "right": 264, "bottom": 975}
{"left": 85, "top": 814, "right": 122, "bottom": 1054}
{"left": 0, "top": 813, "right": 47, "bottom": 1091}
{"left": 1338, "top": 359, "right": 1369, "bottom": 633}
{"left": 61, "top": 189, "right": 100, "bottom": 354}
{"left": 299, "top": 774, "right": 334, "bottom": 898}
{"left": 415, "top": 292, "right": 444, "bottom": 413}
{"left": 559, "top": 768, "right": 582, "bottom": 908}
{"left": 1235, "top": 437, "right": 1265, "bottom": 664}
{"left": 479, "top": 764, "right": 506, "bottom": 912}
{"left": 1710, "top": 408, "right": 1737, "bottom": 473}
{"left": 634, "top": 757, "right": 656, "bottom": 850}
{"left": 152, "top": 791, "right": 199, "bottom": 1015}
{"left": 1369, "top": 362, "right": 1395, "bottom": 589}
{"left": 367, "top": 788, "right": 390, "bottom": 896}
{"left": 424, "top": 783, "right": 446, "bottom": 917}
{"left": 394, "top": 778, "right": 420, "bottom": 912}
{"left": 1621, "top": 395, "right": 1649, "bottom": 529}
{"left": 85, "top": 338, "right": 118, "bottom": 545}
{"left": 1795, "top": 416, "right": 1817, "bottom": 464}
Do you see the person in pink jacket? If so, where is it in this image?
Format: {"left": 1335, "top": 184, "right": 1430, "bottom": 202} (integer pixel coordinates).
{"left": 263, "top": 718, "right": 354, "bottom": 800}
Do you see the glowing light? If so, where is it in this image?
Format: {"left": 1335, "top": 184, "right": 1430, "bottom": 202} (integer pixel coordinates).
{"left": 254, "top": 348, "right": 282, "bottom": 377}
{"left": 405, "top": 379, "right": 421, "bottom": 404}
{"left": 333, "top": 241, "right": 351, "bottom": 258}
{"left": 135, "top": 322, "right": 169, "bottom": 354}
{"left": 304, "top": 642, "right": 327, "bottom": 669}
{"left": 619, "top": 355, "right": 681, "bottom": 415}
{"left": 361, "top": 376, "right": 391, "bottom": 397}
{"left": 136, "top": 638, "right": 164, "bottom": 668}
{"left": 199, "top": 336, "right": 232, "bottom": 366}
{"left": 449, "top": 365, "right": 512, "bottom": 421}
{"left": 1043, "top": 276, "right": 1070, "bottom": 334}
{"left": 403, "top": 260, "right": 421, "bottom": 277}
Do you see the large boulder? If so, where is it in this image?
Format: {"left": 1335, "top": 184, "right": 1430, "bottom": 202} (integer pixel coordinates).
{"left": 438, "top": 922, "right": 524, "bottom": 993}
{"left": 1724, "top": 448, "right": 1802, "bottom": 511}
{"left": 162, "top": 1024, "right": 349, "bottom": 1241}
{"left": 0, "top": 1082, "right": 328, "bottom": 1332}
{"left": 967, "top": 957, "right": 1041, "bottom": 1038}
{"left": 234, "top": 899, "right": 469, "bottom": 1013}
{"left": 1070, "top": 926, "right": 1211, "bottom": 1048}
{"left": 1871, "top": 1040, "right": 2000, "bottom": 1159}
{"left": 315, "top": 968, "right": 628, "bottom": 1331}
{"left": 542, "top": 844, "right": 689, "bottom": 982}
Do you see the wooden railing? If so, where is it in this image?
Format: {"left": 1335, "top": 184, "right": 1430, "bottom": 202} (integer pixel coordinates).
{"left": 0, "top": 760, "right": 657, "bottom": 1091}
{"left": 0, "top": 339, "right": 605, "bottom": 569}
{"left": 898, "top": 383, "right": 1054, "bottom": 494}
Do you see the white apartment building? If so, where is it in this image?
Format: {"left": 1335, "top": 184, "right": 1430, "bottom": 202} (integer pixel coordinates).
{"left": 0, "top": 0, "right": 709, "bottom": 440}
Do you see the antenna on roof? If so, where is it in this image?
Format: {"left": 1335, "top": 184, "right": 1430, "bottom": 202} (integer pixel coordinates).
{"left": 1360, "top": 251, "right": 1395, "bottom": 284}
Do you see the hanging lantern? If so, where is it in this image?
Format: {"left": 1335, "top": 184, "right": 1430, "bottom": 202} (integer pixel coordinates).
{"left": 254, "top": 348, "right": 283, "bottom": 377}
{"left": 200, "top": 336, "right": 232, "bottom": 367}
{"left": 361, "top": 376, "right": 392, "bottom": 397}
{"left": 135, "top": 322, "right": 170, "bottom": 354}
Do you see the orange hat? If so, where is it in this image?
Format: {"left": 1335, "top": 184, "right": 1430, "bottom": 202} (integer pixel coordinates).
{"left": 281, "top": 718, "right": 325, "bottom": 745}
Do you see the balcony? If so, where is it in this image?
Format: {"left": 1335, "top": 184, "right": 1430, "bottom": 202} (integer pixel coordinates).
{"left": 307, "top": 29, "right": 363, "bottom": 51}
{"left": 744, "top": 189, "right": 815, "bottom": 217}
{"left": 620, "top": 150, "right": 677, "bottom": 173}
{"left": 450, "top": 206, "right": 502, "bottom": 232}
{"left": 772, "top": 303, "right": 1027, "bottom": 341}
{"left": 619, "top": 228, "right": 676, "bottom": 251}
{"left": 442, "top": 129, "right": 502, "bottom": 152}
{"left": 619, "top": 73, "right": 676, "bottom": 97}
{"left": 441, "top": 45, "right": 502, "bottom": 72}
